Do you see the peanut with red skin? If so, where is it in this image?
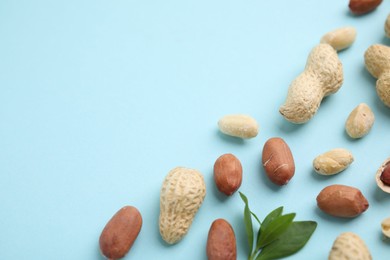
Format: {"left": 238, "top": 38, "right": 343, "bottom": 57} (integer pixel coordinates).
{"left": 262, "top": 137, "right": 295, "bottom": 185}
{"left": 349, "top": 0, "right": 382, "bottom": 15}
{"left": 380, "top": 164, "right": 390, "bottom": 185}
{"left": 99, "top": 206, "right": 142, "bottom": 260}
{"left": 316, "top": 185, "right": 369, "bottom": 218}
{"left": 375, "top": 158, "right": 390, "bottom": 194}
{"left": 214, "top": 154, "right": 242, "bottom": 196}
{"left": 206, "top": 219, "right": 237, "bottom": 260}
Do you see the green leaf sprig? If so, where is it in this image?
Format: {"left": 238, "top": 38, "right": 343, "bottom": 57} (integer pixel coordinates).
{"left": 239, "top": 192, "right": 317, "bottom": 260}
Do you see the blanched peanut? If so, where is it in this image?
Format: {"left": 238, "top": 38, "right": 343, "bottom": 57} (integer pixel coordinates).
{"left": 218, "top": 114, "right": 258, "bottom": 139}
{"left": 320, "top": 26, "right": 357, "bottom": 51}
{"left": 345, "top": 103, "right": 374, "bottom": 138}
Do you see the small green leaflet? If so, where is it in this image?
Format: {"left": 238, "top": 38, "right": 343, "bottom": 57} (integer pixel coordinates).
{"left": 239, "top": 192, "right": 317, "bottom": 260}
{"left": 260, "top": 206, "right": 283, "bottom": 233}
{"left": 239, "top": 192, "right": 254, "bottom": 255}
{"left": 255, "top": 206, "right": 283, "bottom": 252}
{"left": 257, "top": 213, "right": 296, "bottom": 248}
{"left": 256, "top": 221, "right": 318, "bottom": 260}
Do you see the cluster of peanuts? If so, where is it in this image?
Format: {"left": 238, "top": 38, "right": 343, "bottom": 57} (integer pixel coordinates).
{"left": 97, "top": 2, "right": 390, "bottom": 260}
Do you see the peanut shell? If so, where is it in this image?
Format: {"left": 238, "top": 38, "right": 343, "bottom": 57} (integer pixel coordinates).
{"left": 375, "top": 157, "right": 390, "bottom": 193}
{"left": 159, "top": 167, "right": 206, "bottom": 244}
{"left": 279, "top": 44, "right": 343, "bottom": 123}
{"left": 329, "top": 232, "right": 372, "bottom": 260}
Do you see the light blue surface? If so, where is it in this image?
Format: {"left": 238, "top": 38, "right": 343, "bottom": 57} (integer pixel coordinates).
{"left": 1, "top": 0, "right": 390, "bottom": 259}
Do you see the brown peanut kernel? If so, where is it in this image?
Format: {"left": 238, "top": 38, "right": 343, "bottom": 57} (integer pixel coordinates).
{"left": 214, "top": 154, "right": 242, "bottom": 196}
{"left": 380, "top": 163, "right": 390, "bottom": 185}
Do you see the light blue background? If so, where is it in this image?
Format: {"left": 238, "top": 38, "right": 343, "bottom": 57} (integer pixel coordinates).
{"left": 1, "top": 0, "right": 390, "bottom": 259}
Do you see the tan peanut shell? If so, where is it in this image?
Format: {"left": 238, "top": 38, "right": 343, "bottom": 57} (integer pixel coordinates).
{"left": 364, "top": 44, "right": 390, "bottom": 108}
{"left": 159, "top": 167, "right": 206, "bottom": 244}
{"left": 99, "top": 206, "right": 142, "bottom": 260}
{"left": 316, "top": 184, "right": 369, "bottom": 218}
{"left": 218, "top": 114, "right": 259, "bottom": 139}
{"left": 375, "top": 157, "right": 390, "bottom": 193}
{"left": 345, "top": 103, "right": 375, "bottom": 138}
{"left": 385, "top": 14, "right": 390, "bottom": 38}
{"left": 320, "top": 26, "right": 357, "bottom": 51}
{"left": 279, "top": 44, "right": 343, "bottom": 123}
{"left": 262, "top": 137, "right": 295, "bottom": 185}
{"left": 206, "top": 219, "right": 237, "bottom": 260}
{"left": 329, "top": 232, "right": 372, "bottom": 260}
{"left": 214, "top": 153, "right": 242, "bottom": 196}
{"left": 313, "top": 148, "right": 354, "bottom": 175}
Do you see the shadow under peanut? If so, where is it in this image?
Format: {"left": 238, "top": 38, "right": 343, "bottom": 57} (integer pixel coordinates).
{"left": 314, "top": 206, "right": 362, "bottom": 225}
{"left": 216, "top": 130, "right": 245, "bottom": 145}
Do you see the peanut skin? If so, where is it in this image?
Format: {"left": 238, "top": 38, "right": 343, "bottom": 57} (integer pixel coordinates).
{"left": 214, "top": 154, "right": 242, "bottom": 196}
{"left": 349, "top": 0, "right": 382, "bottom": 15}
{"left": 99, "top": 206, "right": 142, "bottom": 260}
{"left": 206, "top": 219, "right": 237, "bottom": 260}
{"left": 262, "top": 137, "right": 295, "bottom": 185}
{"left": 316, "top": 185, "right": 369, "bottom": 218}
{"left": 375, "top": 158, "right": 390, "bottom": 193}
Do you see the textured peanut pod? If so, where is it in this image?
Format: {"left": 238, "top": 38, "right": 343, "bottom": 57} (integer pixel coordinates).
{"left": 206, "top": 219, "right": 237, "bottom": 260}
{"left": 349, "top": 0, "right": 382, "bottom": 15}
{"left": 316, "top": 184, "right": 369, "bottom": 218}
{"left": 262, "top": 137, "right": 295, "bottom": 185}
{"left": 320, "top": 27, "right": 357, "bottom": 51}
{"left": 385, "top": 14, "right": 390, "bottom": 38}
{"left": 313, "top": 148, "right": 354, "bottom": 175}
{"left": 159, "top": 167, "right": 206, "bottom": 244}
{"left": 375, "top": 157, "right": 390, "bottom": 193}
{"left": 214, "top": 153, "right": 242, "bottom": 196}
{"left": 345, "top": 103, "right": 375, "bottom": 138}
{"left": 364, "top": 44, "right": 390, "bottom": 108}
{"left": 279, "top": 44, "right": 343, "bottom": 123}
{"left": 329, "top": 232, "right": 372, "bottom": 260}
{"left": 218, "top": 114, "right": 259, "bottom": 139}
{"left": 99, "top": 206, "right": 142, "bottom": 260}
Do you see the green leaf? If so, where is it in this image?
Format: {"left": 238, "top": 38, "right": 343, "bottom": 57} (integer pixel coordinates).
{"left": 256, "top": 221, "right": 317, "bottom": 260}
{"left": 257, "top": 213, "right": 296, "bottom": 248}
{"left": 260, "top": 206, "right": 283, "bottom": 233}
{"left": 254, "top": 206, "right": 283, "bottom": 252}
{"left": 251, "top": 211, "right": 262, "bottom": 225}
{"left": 239, "top": 192, "right": 254, "bottom": 256}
